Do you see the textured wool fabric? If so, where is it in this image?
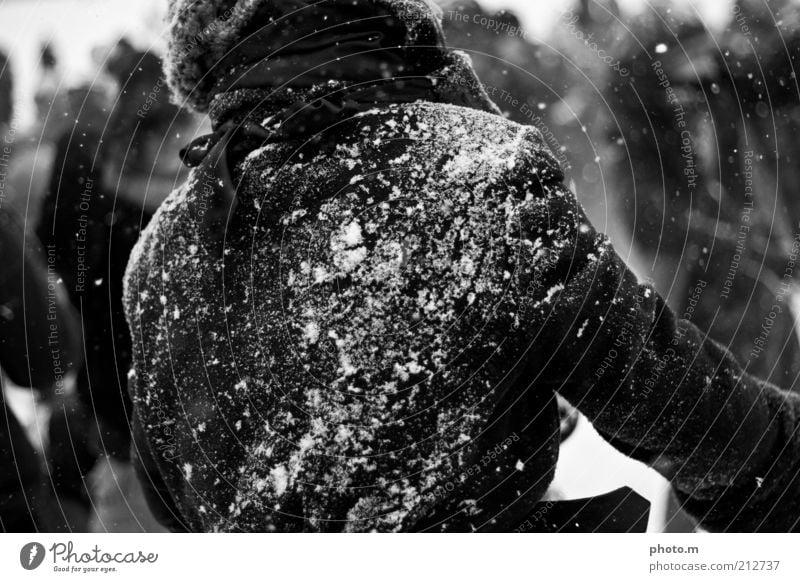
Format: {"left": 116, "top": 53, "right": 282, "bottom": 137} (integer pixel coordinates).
{"left": 127, "top": 52, "right": 565, "bottom": 533}
{"left": 165, "top": 0, "right": 447, "bottom": 112}
{"left": 179, "top": 76, "right": 443, "bottom": 247}
{"left": 128, "top": 0, "right": 800, "bottom": 532}
{"left": 126, "top": 53, "right": 800, "bottom": 532}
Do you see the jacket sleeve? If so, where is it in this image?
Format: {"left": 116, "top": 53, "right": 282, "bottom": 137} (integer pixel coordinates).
{"left": 509, "top": 133, "right": 800, "bottom": 532}
{"left": 130, "top": 411, "right": 191, "bottom": 532}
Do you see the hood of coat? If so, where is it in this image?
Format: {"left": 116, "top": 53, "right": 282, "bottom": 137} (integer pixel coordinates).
{"left": 165, "top": 0, "right": 452, "bottom": 113}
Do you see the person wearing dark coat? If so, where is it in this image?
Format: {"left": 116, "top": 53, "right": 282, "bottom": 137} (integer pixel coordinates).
{"left": 1, "top": 56, "right": 81, "bottom": 531}
{"left": 0, "top": 205, "right": 81, "bottom": 531}
{"left": 125, "top": 0, "right": 800, "bottom": 532}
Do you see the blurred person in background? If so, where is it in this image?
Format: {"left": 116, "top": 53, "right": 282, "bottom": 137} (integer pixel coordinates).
{"left": 4, "top": 43, "right": 73, "bottom": 228}
{"left": 37, "top": 41, "right": 199, "bottom": 531}
{"left": 604, "top": 0, "right": 800, "bottom": 394}
{"left": 0, "top": 206, "right": 81, "bottom": 532}
{"left": 0, "top": 60, "right": 81, "bottom": 531}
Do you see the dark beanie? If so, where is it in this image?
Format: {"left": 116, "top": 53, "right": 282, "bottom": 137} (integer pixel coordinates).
{"left": 164, "top": 0, "right": 447, "bottom": 112}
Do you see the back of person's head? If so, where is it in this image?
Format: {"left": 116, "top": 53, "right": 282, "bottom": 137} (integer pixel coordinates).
{"left": 164, "top": 0, "right": 449, "bottom": 113}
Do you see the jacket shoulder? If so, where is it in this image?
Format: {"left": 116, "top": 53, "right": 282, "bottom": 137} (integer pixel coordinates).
{"left": 360, "top": 101, "right": 565, "bottom": 183}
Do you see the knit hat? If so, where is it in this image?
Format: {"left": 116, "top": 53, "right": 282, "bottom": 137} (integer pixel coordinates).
{"left": 165, "top": 0, "right": 447, "bottom": 112}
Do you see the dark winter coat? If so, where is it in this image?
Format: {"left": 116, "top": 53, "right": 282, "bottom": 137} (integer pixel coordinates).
{"left": 125, "top": 2, "right": 800, "bottom": 533}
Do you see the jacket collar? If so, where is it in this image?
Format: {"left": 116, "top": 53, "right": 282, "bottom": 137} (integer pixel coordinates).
{"left": 206, "top": 50, "right": 501, "bottom": 129}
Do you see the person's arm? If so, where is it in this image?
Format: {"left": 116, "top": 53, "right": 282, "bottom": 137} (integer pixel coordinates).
{"left": 509, "top": 131, "right": 800, "bottom": 531}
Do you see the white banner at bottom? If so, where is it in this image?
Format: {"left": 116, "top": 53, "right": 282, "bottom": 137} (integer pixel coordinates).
{"left": 0, "top": 533, "right": 795, "bottom": 581}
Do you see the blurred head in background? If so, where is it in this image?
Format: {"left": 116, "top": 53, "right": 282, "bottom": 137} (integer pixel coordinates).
{"left": 100, "top": 41, "right": 199, "bottom": 211}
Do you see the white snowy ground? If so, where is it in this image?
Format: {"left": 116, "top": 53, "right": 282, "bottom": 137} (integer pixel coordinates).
{"left": 549, "top": 416, "right": 672, "bottom": 532}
